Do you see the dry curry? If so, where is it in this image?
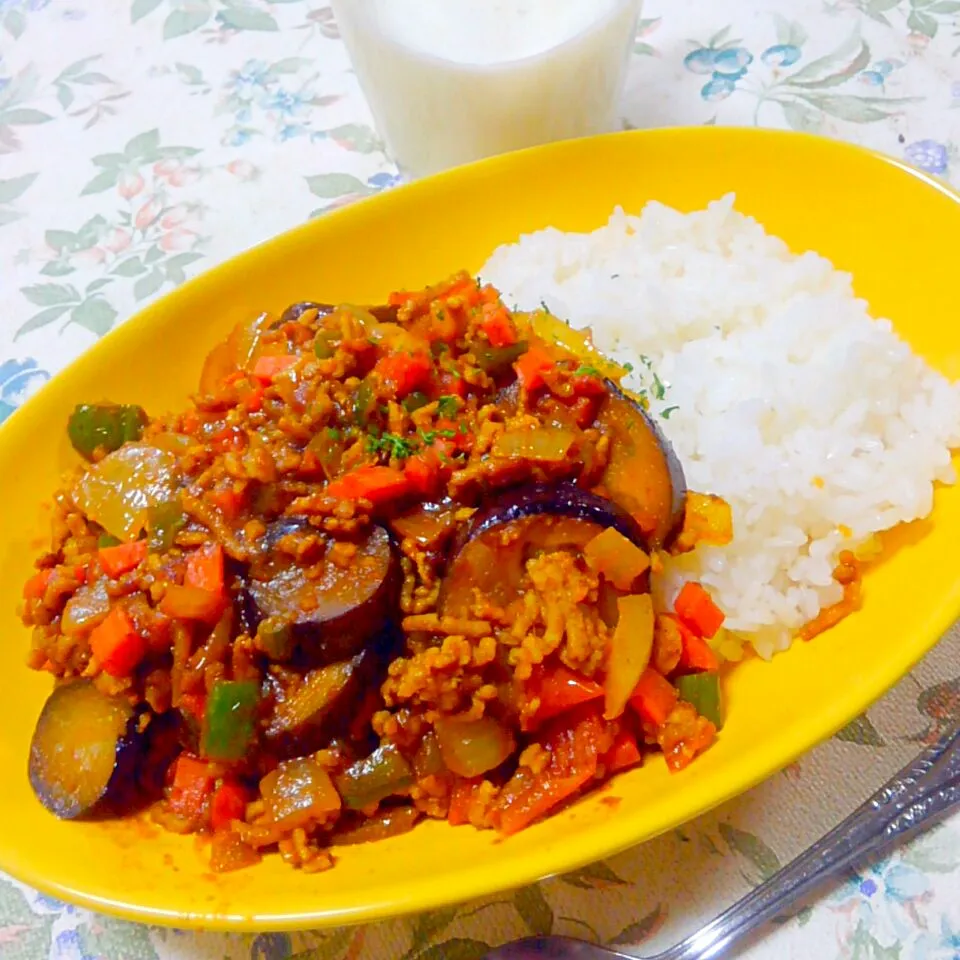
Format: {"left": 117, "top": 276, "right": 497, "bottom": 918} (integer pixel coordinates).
{"left": 21, "top": 274, "right": 733, "bottom": 872}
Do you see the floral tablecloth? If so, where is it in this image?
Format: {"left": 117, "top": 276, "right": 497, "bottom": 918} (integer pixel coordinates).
{"left": 3, "top": 1, "right": 960, "bottom": 958}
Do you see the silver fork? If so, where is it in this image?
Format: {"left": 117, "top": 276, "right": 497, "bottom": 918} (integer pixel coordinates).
{"left": 485, "top": 725, "right": 960, "bottom": 960}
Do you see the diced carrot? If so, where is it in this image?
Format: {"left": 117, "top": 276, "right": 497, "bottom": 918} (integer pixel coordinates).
{"left": 480, "top": 303, "right": 517, "bottom": 347}
{"left": 185, "top": 543, "right": 224, "bottom": 594}
{"left": 404, "top": 452, "right": 441, "bottom": 495}
{"left": 605, "top": 731, "right": 643, "bottom": 774}
{"left": 676, "top": 630, "right": 720, "bottom": 674}
{"left": 325, "top": 465, "right": 412, "bottom": 506}
{"left": 530, "top": 665, "right": 604, "bottom": 726}
{"left": 209, "top": 488, "right": 244, "bottom": 521}
{"left": 374, "top": 351, "right": 433, "bottom": 398}
{"left": 160, "top": 585, "right": 225, "bottom": 623}
{"left": 24, "top": 565, "right": 88, "bottom": 600}
{"left": 448, "top": 778, "right": 483, "bottom": 826}
{"left": 98, "top": 540, "right": 148, "bottom": 578}
{"left": 436, "top": 371, "right": 466, "bottom": 398}
{"left": 89, "top": 605, "right": 147, "bottom": 677}
{"left": 435, "top": 417, "right": 473, "bottom": 453}
{"left": 169, "top": 754, "right": 213, "bottom": 820}
{"left": 629, "top": 668, "right": 679, "bottom": 726}
{"left": 243, "top": 385, "right": 264, "bottom": 413}
{"left": 210, "top": 779, "right": 248, "bottom": 830}
{"left": 514, "top": 344, "right": 555, "bottom": 391}
{"left": 252, "top": 354, "right": 297, "bottom": 383}
{"left": 674, "top": 582, "right": 725, "bottom": 639}
{"left": 23, "top": 569, "right": 52, "bottom": 600}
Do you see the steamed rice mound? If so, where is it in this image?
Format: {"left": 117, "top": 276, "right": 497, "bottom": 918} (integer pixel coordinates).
{"left": 482, "top": 195, "right": 960, "bottom": 658}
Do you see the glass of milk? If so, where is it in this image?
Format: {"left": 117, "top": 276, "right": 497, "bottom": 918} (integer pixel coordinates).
{"left": 331, "top": 0, "right": 643, "bottom": 179}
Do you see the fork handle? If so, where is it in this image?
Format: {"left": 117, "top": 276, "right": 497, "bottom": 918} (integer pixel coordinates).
{"left": 659, "top": 725, "right": 960, "bottom": 960}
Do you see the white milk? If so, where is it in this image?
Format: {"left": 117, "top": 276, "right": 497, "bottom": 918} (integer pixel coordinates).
{"left": 331, "top": 0, "right": 642, "bottom": 178}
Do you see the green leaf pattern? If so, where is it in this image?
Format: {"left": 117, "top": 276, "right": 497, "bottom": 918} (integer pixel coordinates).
{"left": 1, "top": 1, "right": 960, "bottom": 958}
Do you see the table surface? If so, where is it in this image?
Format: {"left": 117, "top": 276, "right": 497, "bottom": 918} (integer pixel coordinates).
{"left": 3, "top": 2, "right": 960, "bottom": 958}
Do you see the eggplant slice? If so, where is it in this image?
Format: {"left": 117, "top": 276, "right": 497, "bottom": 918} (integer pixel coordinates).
{"left": 261, "top": 639, "right": 396, "bottom": 760}
{"left": 29, "top": 680, "right": 141, "bottom": 819}
{"left": 596, "top": 379, "right": 687, "bottom": 547}
{"left": 244, "top": 524, "right": 400, "bottom": 666}
{"left": 441, "top": 482, "right": 648, "bottom": 617}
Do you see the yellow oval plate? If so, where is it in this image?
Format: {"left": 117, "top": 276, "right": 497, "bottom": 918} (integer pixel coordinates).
{"left": 2, "top": 127, "right": 960, "bottom": 931}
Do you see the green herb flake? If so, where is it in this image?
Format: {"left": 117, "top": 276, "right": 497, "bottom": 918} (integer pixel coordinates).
{"left": 326, "top": 427, "right": 342, "bottom": 441}
{"left": 436, "top": 395, "right": 460, "bottom": 417}
{"left": 381, "top": 433, "right": 416, "bottom": 459}
{"left": 417, "top": 426, "right": 455, "bottom": 446}
{"left": 622, "top": 362, "right": 634, "bottom": 373}
{"left": 574, "top": 364, "right": 602, "bottom": 378}
{"left": 539, "top": 300, "right": 552, "bottom": 315}
{"left": 651, "top": 371, "right": 667, "bottom": 401}
{"left": 661, "top": 406, "right": 679, "bottom": 420}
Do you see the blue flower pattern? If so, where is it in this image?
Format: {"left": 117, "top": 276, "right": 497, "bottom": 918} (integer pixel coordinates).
{"left": 0, "top": 358, "right": 49, "bottom": 424}
{"left": 905, "top": 138, "right": 950, "bottom": 176}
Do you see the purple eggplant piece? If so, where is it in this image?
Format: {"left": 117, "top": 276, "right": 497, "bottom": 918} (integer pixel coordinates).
{"left": 459, "top": 482, "right": 649, "bottom": 551}
{"left": 441, "top": 483, "right": 649, "bottom": 617}
{"left": 597, "top": 378, "right": 687, "bottom": 547}
{"left": 243, "top": 524, "right": 400, "bottom": 666}
{"left": 29, "top": 680, "right": 142, "bottom": 819}
{"left": 601, "top": 380, "right": 687, "bottom": 546}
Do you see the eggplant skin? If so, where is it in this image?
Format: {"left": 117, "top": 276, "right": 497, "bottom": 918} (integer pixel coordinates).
{"left": 28, "top": 681, "right": 142, "bottom": 820}
{"left": 243, "top": 524, "right": 401, "bottom": 667}
{"left": 277, "top": 302, "right": 336, "bottom": 326}
{"left": 460, "top": 482, "right": 650, "bottom": 552}
{"left": 603, "top": 379, "right": 687, "bottom": 545}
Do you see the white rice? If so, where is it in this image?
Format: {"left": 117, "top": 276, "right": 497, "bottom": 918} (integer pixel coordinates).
{"left": 481, "top": 196, "right": 960, "bottom": 659}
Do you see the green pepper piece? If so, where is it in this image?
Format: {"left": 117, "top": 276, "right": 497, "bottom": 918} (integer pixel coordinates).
{"left": 473, "top": 340, "right": 528, "bottom": 376}
{"left": 255, "top": 617, "right": 295, "bottom": 661}
{"left": 97, "top": 533, "right": 122, "bottom": 549}
{"left": 313, "top": 330, "right": 339, "bottom": 360}
{"left": 147, "top": 499, "right": 185, "bottom": 553}
{"left": 307, "top": 429, "right": 343, "bottom": 480}
{"left": 335, "top": 743, "right": 414, "bottom": 810}
{"left": 201, "top": 680, "right": 260, "bottom": 762}
{"left": 352, "top": 378, "right": 376, "bottom": 426}
{"left": 676, "top": 673, "right": 723, "bottom": 729}
{"left": 402, "top": 391, "right": 430, "bottom": 414}
{"left": 413, "top": 730, "right": 446, "bottom": 779}
{"left": 67, "top": 403, "right": 148, "bottom": 460}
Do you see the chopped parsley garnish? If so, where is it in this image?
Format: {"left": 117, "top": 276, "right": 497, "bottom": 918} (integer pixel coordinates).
{"left": 650, "top": 371, "right": 667, "bottom": 401}
{"left": 574, "top": 364, "right": 602, "bottom": 378}
{"left": 661, "top": 406, "right": 679, "bottom": 420}
{"left": 622, "top": 362, "right": 634, "bottom": 373}
{"left": 326, "top": 427, "right": 341, "bottom": 440}
{"left": 366, "top": 429, "right": 416, "bottom": 459}
{"left": 540, "top": 300, "right": 552, "bottom": 315}
{"left": 418, "top": 427, "right": 457, "bottom": 446}
{"left": 436, "top": 395, "right": 460, "bottom": 417}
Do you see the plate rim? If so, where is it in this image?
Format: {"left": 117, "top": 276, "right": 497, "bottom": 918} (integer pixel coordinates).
{"left": 3, "top": 125, "right": 960, "bottom": 931}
